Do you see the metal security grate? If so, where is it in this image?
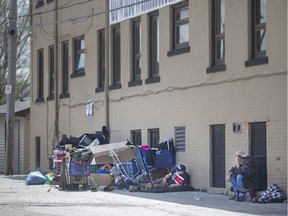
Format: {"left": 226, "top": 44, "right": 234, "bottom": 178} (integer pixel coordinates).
{"left": 175, "top": 126, "right": 185, "bottom": 152}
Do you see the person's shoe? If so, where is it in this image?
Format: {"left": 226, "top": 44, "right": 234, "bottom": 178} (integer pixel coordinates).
{"left": 229, "top": 194, "right": 236, "bottom": 200}
{"left": 141, "top": 183, "right": 152, "bottom": 192}
{"left": 129, "top": 185, "right": 139, "bottom": 192}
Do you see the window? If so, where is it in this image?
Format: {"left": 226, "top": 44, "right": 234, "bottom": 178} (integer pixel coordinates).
{"left": 129, "top": 18, "right": 142, "bottom": 87}
{"left": 96, "top": 29, "right": 105, "bottom": 92}
{"left": 131, "top": 130, "right": 142, "bottom": 146}
{"left": 71, "top": 36, "right": 85, "bottom": 77}
{"left": 110, "top": 25, "right": 121, "bottom": 89}
{"left": 207, "top": 0, "right": 226, "bottom": 73}
{"left": 175, "top": 126, "right": 185, "bottom": 152}
{"left": 36, "top": 49, "right": 44, "bottom": 103}
{"left": 47, "top": 45, "right": 54, "bottom": 100}
{"left": 148, "top": 128, "right": 159, "bottom": 148}
{"left": 36, "top": 0, "right": 44, "bottom": 9}
{"left": 35, "top": 137, "right": 41, "bottom": 168}
{"left": 146, "top": 11, "right": 160, "bottom": 84}
{"left": 168, "top": 1, "right": 190, "bottom": 56}
{"left": 60, "top": 41, "right": 69, "bottom": 98}
{"left": 245, "top": 0, "right": 268, "bottom": 67}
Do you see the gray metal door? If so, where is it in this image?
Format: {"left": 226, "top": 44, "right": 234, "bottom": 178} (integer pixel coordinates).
{"left": 211, "top": 124, "right": 225, "bottom": 188}
{"left": 250, "top": 122, "right": 267, "bottom": 191}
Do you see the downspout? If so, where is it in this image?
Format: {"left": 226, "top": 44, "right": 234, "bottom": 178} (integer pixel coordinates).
{"left": 54, "top": 0, "right": 59, "bottom": 148}
{"left": 105, "top": 0, "right": 110, "bottom": 130}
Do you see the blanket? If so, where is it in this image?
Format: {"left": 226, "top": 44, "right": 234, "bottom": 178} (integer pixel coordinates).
{"left": 143, "top": 186, "right": 195, "bottom": 193}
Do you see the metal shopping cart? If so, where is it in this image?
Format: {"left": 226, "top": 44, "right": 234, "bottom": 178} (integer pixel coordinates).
{"left": 89, "top": 141, "right": 176, "bottom": 186}
{"left": 129, "top": 144, "right": 176, "bottom": 183}
{"left": 59, "top": 147, "right": 93, "bottom": 190}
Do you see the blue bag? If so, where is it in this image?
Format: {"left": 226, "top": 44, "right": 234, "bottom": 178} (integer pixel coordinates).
{"left": 25, "top": 171, "right": 46, "bottom": 185}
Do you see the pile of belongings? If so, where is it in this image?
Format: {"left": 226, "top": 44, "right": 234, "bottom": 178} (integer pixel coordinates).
{"left": 67, "top": 147, "right": 94, "bottom": 164}
{"left": 254, "top": 184, "right": 286, "bottom": 203}
{"left": 57, "top": 133, "right": 109, "bottom": 149}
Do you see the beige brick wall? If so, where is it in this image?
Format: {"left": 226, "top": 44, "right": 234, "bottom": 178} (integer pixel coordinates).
{"left": 30, "top": 0, "right": 287, "bottom": 194}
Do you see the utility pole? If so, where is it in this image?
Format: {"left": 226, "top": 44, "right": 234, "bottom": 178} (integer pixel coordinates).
{"left": 5, "top": 0, "right": 17, "bottom": 175}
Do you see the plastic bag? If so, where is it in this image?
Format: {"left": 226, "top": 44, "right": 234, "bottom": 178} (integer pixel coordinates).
{"left": 25, "top": 171, "right": 46, "bottom": 185}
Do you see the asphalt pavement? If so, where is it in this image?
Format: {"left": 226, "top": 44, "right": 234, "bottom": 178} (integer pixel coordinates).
{"left": 0, "top": 175, "right": 286, "bottom": 216}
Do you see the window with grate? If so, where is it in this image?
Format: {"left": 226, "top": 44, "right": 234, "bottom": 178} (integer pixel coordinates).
{"left": 175, "top": 126, "right": 185, "bottom": 152}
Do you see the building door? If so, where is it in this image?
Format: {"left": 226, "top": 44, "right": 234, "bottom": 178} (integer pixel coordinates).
{"left": 211, "top": 124, "right": 225, "bottom": 188}
{"left": 13, "top": 121, "right": 19, "bottom": 174}
{"left": 250, "top": 122, "right": 267, "bottom": 191}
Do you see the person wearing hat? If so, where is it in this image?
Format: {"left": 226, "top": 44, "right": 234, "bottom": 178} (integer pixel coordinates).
{"left": 129, "top": 164, "right": 190, "bottom": 192}
{"left": 226, "top": 150, "right": 260, "bottom": 199}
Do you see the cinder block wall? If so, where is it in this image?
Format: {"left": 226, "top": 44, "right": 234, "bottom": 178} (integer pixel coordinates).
{"left": 30, "top": 0, "right": 287, "bottom": 194}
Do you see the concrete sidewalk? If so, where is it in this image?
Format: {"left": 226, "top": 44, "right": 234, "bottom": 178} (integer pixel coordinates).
{"left": 0, "top": 175, "right": 287, "bottom": 216}
{"left": 115, "top": 189, "right": 287, "bottom": 216}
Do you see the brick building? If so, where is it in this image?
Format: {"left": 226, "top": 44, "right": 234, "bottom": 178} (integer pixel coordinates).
{"left": 30, "top": 0, "right": 287, "bottom": 194}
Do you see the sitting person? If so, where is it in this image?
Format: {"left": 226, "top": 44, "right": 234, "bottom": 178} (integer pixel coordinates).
{"left": 129, "top": 164, "right": 190, "bottom": 192}
{"left": 226, "top": 150, "right": 259, "bottom": 199}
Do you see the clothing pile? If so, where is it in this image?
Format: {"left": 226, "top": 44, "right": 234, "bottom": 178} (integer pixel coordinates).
{"left": 254, "top": 184, "right": 286, "bottom": 203}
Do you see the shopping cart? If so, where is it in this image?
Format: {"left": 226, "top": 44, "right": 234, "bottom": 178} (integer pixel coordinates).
{"left": 59, "top": 147, "right": 93, "bottom": 190}
{"left": 129, "top": 145, "right": 176, "bottom": 183}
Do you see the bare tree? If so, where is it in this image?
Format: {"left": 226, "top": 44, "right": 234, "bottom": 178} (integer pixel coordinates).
{"left": 0, "top": 0, "right": 30, "bottom": 105}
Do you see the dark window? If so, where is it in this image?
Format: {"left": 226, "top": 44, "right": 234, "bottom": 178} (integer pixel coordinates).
{"left": 97, "top": 29, "right": 105, "bottom": 92}
{"left": 71, "top": 36, "right": 85, "bottom": 77}
{"left": 36, "top": 49, "right": 44, "bottom": 103}
{"left": 47, "top": 45, "right": 54, "bottom": 100}
{"left": 207, "top": 0, "right": 226, "bottom": 73}
{"left": 131, "top": 130, "right": 142, "bottom": 146}
{"left": 129, "top": 18, "right": 142, "bottom": 87}
{"left": 148, "top": 128, "right": 159, "bottom": 148}
{"left": 245, "top": 0, "right": 268, "bottom": 67}
{"left": 175, "top": 126, "right": 185, "bottom": 152}
{"left": 60, "top": 41, "right": 69, "bottom": 98}
{"left": 35, "top": 137, "right": 41, "bottom": 168}
{"left": 111, "top": 25, "right": 121, "bottom": 88}
{"left": 36, "top": 0, "right": 44, "bottom": 8}
{"left": 168, "top": 1, "right": 190, "bottom": 56}
{"left": 146, "top": 11, "right": 160, "bottom": 84}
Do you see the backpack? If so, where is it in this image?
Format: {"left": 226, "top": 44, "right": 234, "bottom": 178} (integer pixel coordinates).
{"left": 235, "top": 187, "right": 255, "bottom": 202}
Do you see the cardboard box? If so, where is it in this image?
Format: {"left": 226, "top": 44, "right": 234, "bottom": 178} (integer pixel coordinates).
{"left": 90, "top": 173, "right": 114, "bottom": 186}
{"left": 89, "top": 141, "right": 134, "bottom": 164}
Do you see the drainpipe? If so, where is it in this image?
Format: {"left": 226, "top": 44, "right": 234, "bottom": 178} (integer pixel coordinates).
{"left": 54, "top": 0, "right": 59, "bottom": 148}
{"left": 104, "top": 0, "right": 110, "bottom": 130}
